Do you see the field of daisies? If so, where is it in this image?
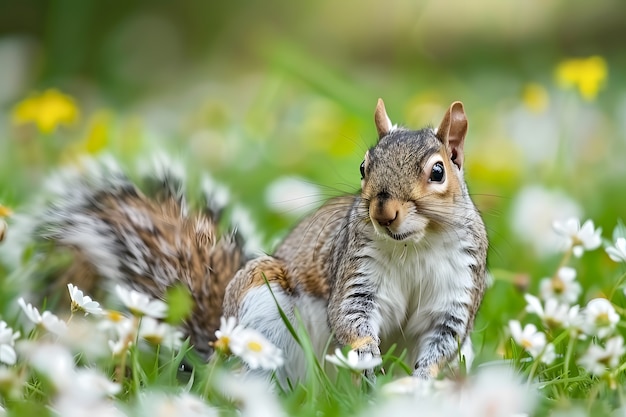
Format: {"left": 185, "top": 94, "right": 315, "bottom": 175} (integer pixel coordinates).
{"left": 2, "top": 211, "right": 626, "bottom": 417}
{"left": 2, "top": 2, "right": 626, "bottom": 416}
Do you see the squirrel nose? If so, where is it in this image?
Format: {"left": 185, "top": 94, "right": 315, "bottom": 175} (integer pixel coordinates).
{"left": 373, "top": 207, "right": 399, "bottom": 228}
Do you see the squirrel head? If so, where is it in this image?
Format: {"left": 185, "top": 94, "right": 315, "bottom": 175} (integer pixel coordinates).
{"left": 360, "top": 99, "right": 469, "bottom": 242}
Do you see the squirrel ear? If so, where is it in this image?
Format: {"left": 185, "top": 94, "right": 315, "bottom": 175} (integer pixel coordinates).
{"left": 436, "top": 101, "right": 468, "bottom": 169}
{"left": 374, "top": 98, "right": 394, "bottom": 140}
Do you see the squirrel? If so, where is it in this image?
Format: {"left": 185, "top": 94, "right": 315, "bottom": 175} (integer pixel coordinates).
{"left": 223, "top": 99, "right": 488, "bottom": 383}
{"left": 17, "top": 98, "right": 487, "bottom": 384}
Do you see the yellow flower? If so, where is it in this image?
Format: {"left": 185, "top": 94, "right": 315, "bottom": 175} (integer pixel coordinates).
{"left": 555, "top": 56, "right": 608, "bottom": 101}
{"left": 12, "top": 89, "right": 80, "bottom": 133}
{"left": 0, "top": 205, "right": 10, "bottom": 242}
{"left": 61, "top": 111, "right": 111, "bottom": 163}
{"left": 0, "top": 219, "right": 6, "bottom": 242}
{"left": 522, "top": 83, "right": 549, "bottom": 113}
{"left": 83, "top": 111, "right": 110, "bottom": 154}
{"left": 0, "top": 204, "right": 12, "bottom": 218}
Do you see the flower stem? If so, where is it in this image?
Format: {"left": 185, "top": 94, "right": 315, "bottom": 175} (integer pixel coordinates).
{"left": 203, "top": 352, "right": 222, "bottom": 398}
{"left": 527, "top": 356, "right": 542, "bottom": 386}
{"left": 608, "top": 270, "right": 626, "bottom": 300}
{"left": 555, "top": 247, "right": 573, "bottom": 275}
{"left": 587, "top": 381, "right": 601, "bottom": 412}
{"left": 114, "top": 315, "right": 140, "bottom": 383}
{"left": 563, "top": 332, "right": 576, "bottom": 380}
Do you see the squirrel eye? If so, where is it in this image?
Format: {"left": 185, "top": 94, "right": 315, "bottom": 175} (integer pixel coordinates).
{"left": 429, "top": 162, "right": 445, "bottom": 183}
{"left": 360, "top": 160, "right": 366, "bottom": 179}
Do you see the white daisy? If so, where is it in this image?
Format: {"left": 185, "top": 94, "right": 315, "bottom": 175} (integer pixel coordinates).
{"left": 229, "top": 328, "right": 284, "bottom": 371}
{"left": 539, "top": 267, "right": 581, "bottom": 305}
{"left": 218, "top": 373, "right": 287, "bottom": 417}
{"left": 53, "top": 396, "right": 126, "bottom": 417}
{"left": 27, "top": 343, "right": 122, "bottom": 413}
{"left": 73, "top": 368, "right": 121, "bottom": 400}
{"left": 41, "top": 311, "right": 68, "bottom": 336}
{"left": 108, "top": 338, "right": 131, "bottom": 357}
{"left": 213, "top": 316, "right": 243, "bottom": 353}
{"left": 563, "top": 304, "right": 584, "bottom": 334}
{"left": 460, "top": 366, "right": 536, "bottom": 417}
{"left": 26, "top": 342, "right": 76, "bottom": 389}
{"left": 114, "top": 285, "right": 167, "bottom": 318}
{"left": 325, "top": 348, "right": 382, "bottom": 371}
{"left": 582, "top": 298, "right": 619, "bottom": 338}
{"left": 540, "top": 343, "right": 557, "bottom": 365}
{"left": 265, "top": 176, "right": 322, "bottom": 217}
{"left": 0, "top": 366, "right": 23, "bottom": 400}
{"left": 524, "top": 294, "right": 570, "bottom": 329}
{"left": 0, "top": 321, "right": 20, "bottom": 366}
{"left": 17, "top": 297, "right": 67, "bottom": 336}
{"left": 0, "top": 321, "right": 19, "bottom": 347}
{"left": 553, "top": 218, "right": 602, "bottom": 257}
{"left": 137, "top": 391, "right": 218, "bottom": 417}
{"left": 138, "top": 316, "right": 184, "bottom": 349}
{"left": 509, "top": 186, "right": 582, "bottom": 257}
{"left": 378, "top": 366, "right": 536, "bottom": 417}
{"left": 67, "top": 283, "right": 104, "bottom": 316}
{"left": 103, "top": 314, "right": 135, "bottom": 356}
{"left": 58, "top": 318, "right": 111, "bottom": 360}
{"left": 578, "top": 336, "right": 625, "bottom": 376}
{"left": 607, "top": 237, "right": 626, "bottom": 263}
{"left": 17, "top": 297, "right": 42, "bottom": 323}
{"left": 381, "top": 376, "right": 436, "bottom": 396}
{"left": 508, "top": 320, "right": 546, "bottom": 358}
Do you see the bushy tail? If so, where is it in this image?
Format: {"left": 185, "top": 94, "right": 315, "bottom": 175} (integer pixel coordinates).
{"left": 27, "top": 156, "right": 259, "bottom": 356}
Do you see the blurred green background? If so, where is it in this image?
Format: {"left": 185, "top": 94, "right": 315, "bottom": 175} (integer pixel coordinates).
{"left": 1, "top": 0, "right": 626, "bottom": 362}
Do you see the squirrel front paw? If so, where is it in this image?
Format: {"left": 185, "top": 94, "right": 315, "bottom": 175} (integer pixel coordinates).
{"left": 352, "top": 339, "right": 382, "bottom": 381}
{"left": 412, "top": 362, "right": 440, "bottom": 380}
{"left": 357, "top": 350, "right": 380, "bottom": 382}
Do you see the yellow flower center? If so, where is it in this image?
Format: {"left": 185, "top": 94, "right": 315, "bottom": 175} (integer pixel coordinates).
{"left": 551, "top": 277, "right": 565, "bottom": 294}
{"left": 0, "top": 205, "right": 13, "bottom": 218}
{"left": 214, "top": 336, "right": 230, "bottom": 353}
{"left": 545, "top": 318, "right": 560, "bottom": 329}
{"left": 521, "top": 338, "right": 533, "bottom": 350}
{"left": 247, "top": 341, "right": 263, "bottom": 352}
{"left": 143, "top": 335, "right": 163, "bottom": 345}
{"left": 107, "top": 310, "right": 125, "bottom": 322}
{"left": 596, "top": 312, "right": 610, "bottom": 327}
{"left": 70, "top": 301, "right": 80, "bottom": 314}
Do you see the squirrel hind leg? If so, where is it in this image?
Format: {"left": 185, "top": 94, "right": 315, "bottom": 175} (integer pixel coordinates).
{"left": 223, "top": 255, "right": 294, "bottom": 319}
{"left": 223, "top": 255, "right": 331, "bottom": 386}
{"left": 223, "top": 255, "right": 306, "bottom": 385}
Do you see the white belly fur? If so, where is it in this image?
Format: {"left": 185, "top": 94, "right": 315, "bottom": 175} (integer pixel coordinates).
{"left": 238, "top": 233, "right": 474, "bottom": 382}
{"left": 359, "top": 232, "right": 475, "bottom": 366}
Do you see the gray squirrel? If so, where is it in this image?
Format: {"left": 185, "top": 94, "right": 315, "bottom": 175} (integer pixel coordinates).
{"left": 21, "top": 99, "right": 488, "bottom": 384}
